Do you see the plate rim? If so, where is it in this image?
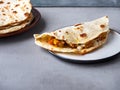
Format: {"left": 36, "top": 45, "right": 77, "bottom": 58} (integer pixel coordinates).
{"left": 49, "top": 30, "right": 120, "bottom": 62}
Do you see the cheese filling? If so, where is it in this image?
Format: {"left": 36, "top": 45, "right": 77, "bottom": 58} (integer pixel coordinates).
{"left": 43, "top": 32, "right": 107, "bottom": 50}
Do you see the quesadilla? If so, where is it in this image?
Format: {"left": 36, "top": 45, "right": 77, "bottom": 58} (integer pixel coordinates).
{"left": 34, "top": 16, "right": 110, "bottom": 55}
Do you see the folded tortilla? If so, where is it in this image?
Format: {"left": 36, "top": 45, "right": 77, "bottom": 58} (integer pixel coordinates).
{"left": 34, "top": 16, "right": 110, "bottom": 54}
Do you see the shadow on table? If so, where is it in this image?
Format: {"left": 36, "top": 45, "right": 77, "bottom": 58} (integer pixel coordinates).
{"left": 0, "top": 18, "right": 46, "bottom": 44}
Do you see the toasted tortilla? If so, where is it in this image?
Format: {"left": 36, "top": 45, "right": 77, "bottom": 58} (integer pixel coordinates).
{"left": 34, "top": 16, "right": 110, "bottom": 55}
{"left": 0, "top": 0, "right": 32, "bottom": 27}
{"left": 0, "top": 13, "right": 33, "bottom": 34}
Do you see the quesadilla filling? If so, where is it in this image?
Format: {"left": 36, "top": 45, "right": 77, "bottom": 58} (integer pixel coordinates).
{"left": 44, "top": 36, "right": 77, "bottom": 48}
{"left": 43, "top": 31, "right": 107, "bottom": 49}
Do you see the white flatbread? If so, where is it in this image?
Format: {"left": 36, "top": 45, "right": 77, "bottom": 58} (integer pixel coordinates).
{"left": 0, "top": 0, "right": 32, "bottom": 27}
{"left": 0, "top": 13, "right": 33, "bottom": 34}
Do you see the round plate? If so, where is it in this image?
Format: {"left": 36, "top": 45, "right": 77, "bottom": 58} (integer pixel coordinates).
{"left": 50, "top": 30, "right": 120, "bottom": 62}
{"left": 0, "top": 8, "right": 41, "bottom": 38}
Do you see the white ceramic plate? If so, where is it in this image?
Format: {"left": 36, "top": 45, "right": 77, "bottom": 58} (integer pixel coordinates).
{"left": 50, "top": 30, "right": 120, "bottom": 61}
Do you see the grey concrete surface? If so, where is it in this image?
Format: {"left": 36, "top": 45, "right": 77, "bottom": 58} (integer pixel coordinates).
{"left": 31, "top": 0, "right": 120, "bottom": 6}
{"left": 0, "top": 7, "right": 120, "bottom": 90}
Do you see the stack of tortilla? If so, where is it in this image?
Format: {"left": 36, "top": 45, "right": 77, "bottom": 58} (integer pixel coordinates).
{"left": 0, "top": 0, "right": 33, "bottom": 36}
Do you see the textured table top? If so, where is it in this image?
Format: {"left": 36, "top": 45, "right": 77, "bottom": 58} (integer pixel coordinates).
{"left": 0, "top": 7, "right": 120, "bottom": 90}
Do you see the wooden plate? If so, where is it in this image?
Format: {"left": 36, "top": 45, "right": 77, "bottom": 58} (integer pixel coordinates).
{"left": 0, "top": 8, "right": 41, "bottom": 38}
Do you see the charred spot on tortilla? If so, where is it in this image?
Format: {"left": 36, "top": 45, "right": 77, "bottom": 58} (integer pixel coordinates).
{"left": 2, "top": 13, "right": 6, "bottom": 16}
{"left": 74, "top": 23, "right": 82, "bottom": 26}
{"left": 15, "top": 20, "right": 18, "bottom": 22}
{"left": 100, "top": 24, "right": 105, "bottom": 28}
{"left": 53, "top": 32, "right": 57, "bottom": 35}
{"left": 0, "top": 1, "right": 4, "bottom": 4}
{"left": 75, "top": 25, "right": 84, "bottom": 31}
{"left": 26, "top": 7, "right": 29, "bottom": 10}
{"left": 59, "top": 30, "right": 61, "bottom": 32}
{"left": 80, "top": 33, "right": 87, "bottom": 38}
{"left": 24, "top": 12, "right": 29, "bottom": 17}
{"left": 7, "top": 2, "right": 10, "bottom": 4}
{"left": 106, "top": 16, "right": 108, "bottom": 18}
{"left": 15, "top": 4, "right": 20, "bottom": 7}
{"left": 13, "top": 11, "right": 17, "bottom": 14}
{"left": 65, "top": 31, "right": 69, "bottom": 34}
